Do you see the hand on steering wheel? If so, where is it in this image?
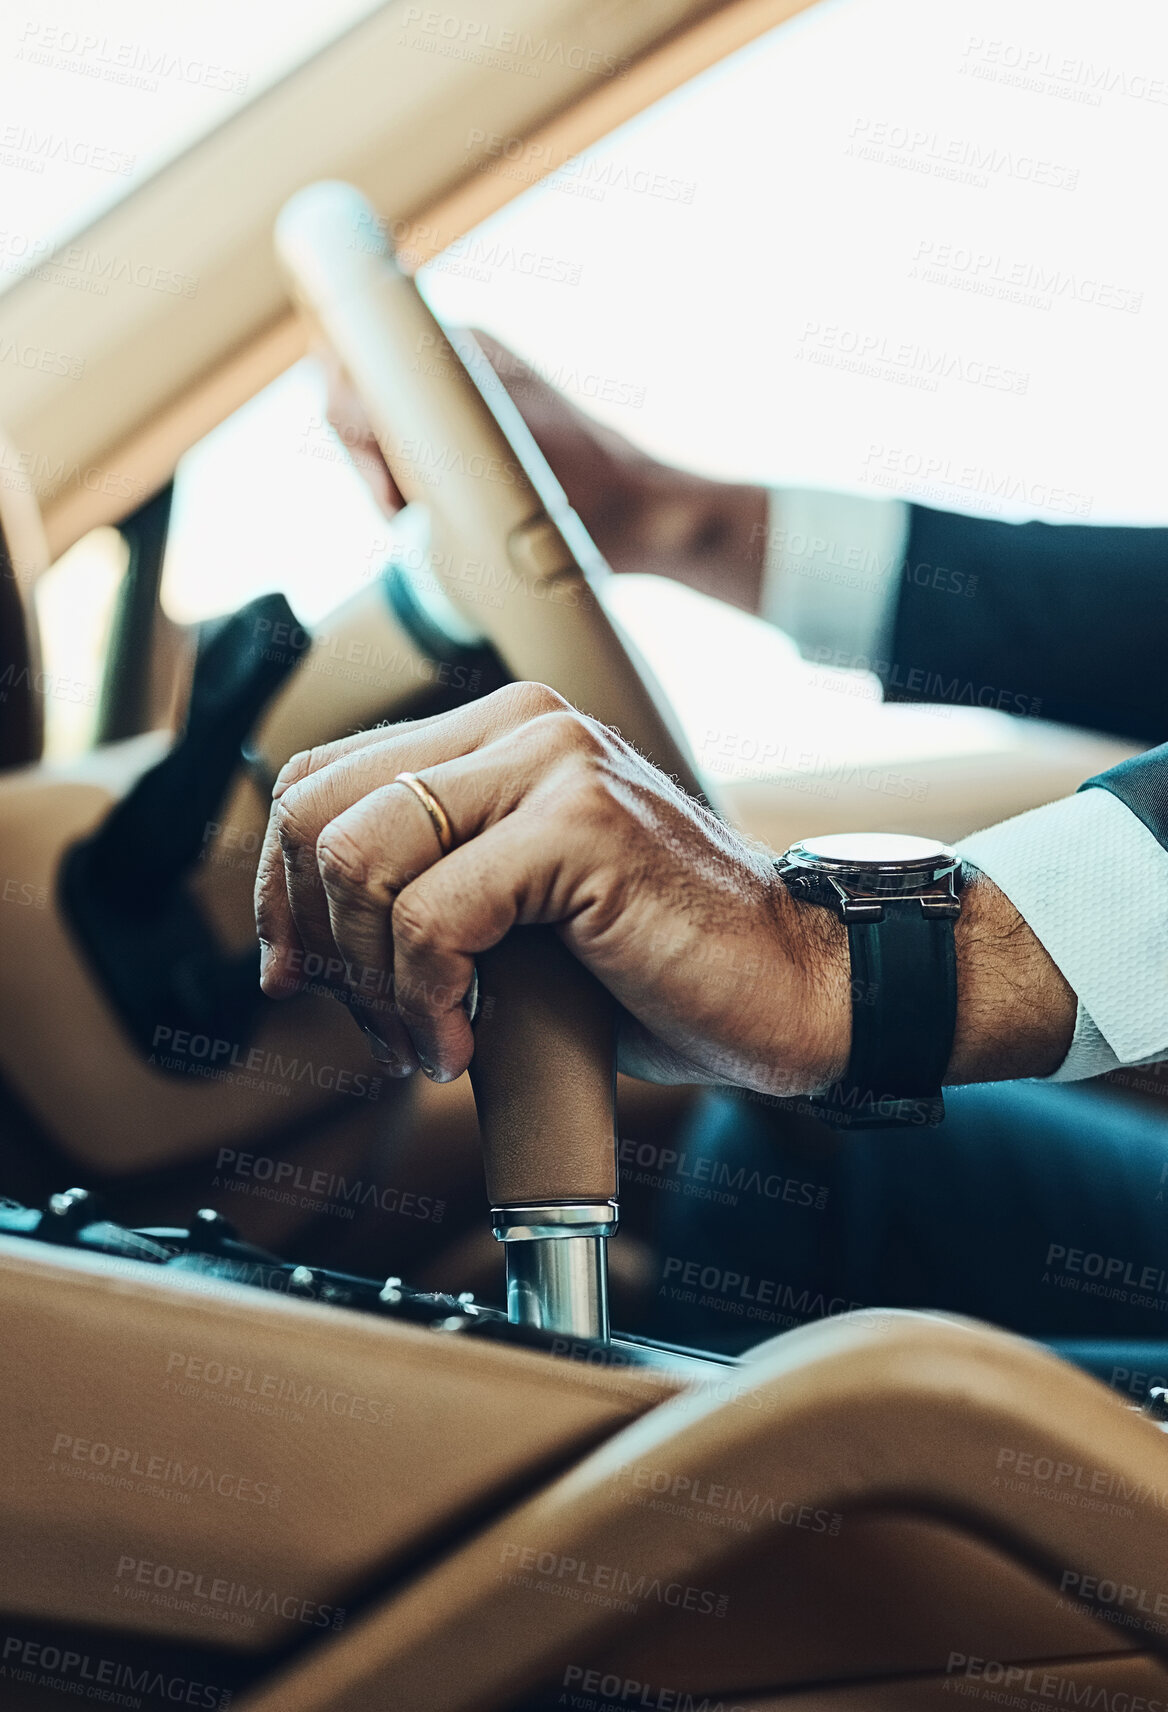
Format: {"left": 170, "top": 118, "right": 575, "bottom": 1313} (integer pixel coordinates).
{"left": 320, "top": 330, "right": 765, "bottom": 602}
{"left": 254, "top": 682, "right": 849, "bottom": 1096}
{"left": 272, "top": 185, "right": 1070, "bottom": 1109}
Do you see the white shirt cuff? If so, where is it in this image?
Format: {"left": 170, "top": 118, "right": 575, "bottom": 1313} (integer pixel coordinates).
{"left": 760, "top": 487, "right": 910, "bottom": 666}
{"left": 959, "top": 788, "right": 1168, "bottom": 1081}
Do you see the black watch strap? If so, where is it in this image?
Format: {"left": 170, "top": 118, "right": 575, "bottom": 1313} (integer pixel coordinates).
{"left": 808, "top": 900, "right": 957, "bottom": 1129}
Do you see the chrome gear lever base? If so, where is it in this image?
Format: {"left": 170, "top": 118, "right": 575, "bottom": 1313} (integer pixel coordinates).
{"left": 491, "top": 1201, "right": 618, "bottom": 1342}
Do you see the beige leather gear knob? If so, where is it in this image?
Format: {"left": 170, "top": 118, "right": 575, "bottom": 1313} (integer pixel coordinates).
{"left": 468, "top": 929, "right": 618, "bottom": 1341}
{"left": 469, "top": 929, "right": 617, "bottom": 1206}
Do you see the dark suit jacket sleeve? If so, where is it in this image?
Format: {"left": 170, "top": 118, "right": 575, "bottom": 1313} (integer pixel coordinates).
{"left": 882, "top": 505, "right": 1168, "bottom": 742}
{"left": 1081, "top": 743, "right": 1168, "bottom": 847}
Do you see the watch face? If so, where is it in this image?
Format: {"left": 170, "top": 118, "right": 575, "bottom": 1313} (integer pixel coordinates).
{"left": 790, "top": 833, "right": 956, "bottom": 871}
{"left": 780, "top": 834, "right": 961, "bottom": 909}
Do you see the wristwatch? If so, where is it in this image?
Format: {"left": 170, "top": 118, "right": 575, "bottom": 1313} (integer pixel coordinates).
{"left": 775, "top": 833, "right": 962, "bottom": 1128}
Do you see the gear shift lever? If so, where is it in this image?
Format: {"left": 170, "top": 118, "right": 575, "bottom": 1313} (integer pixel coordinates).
{"left": 274, "top": 179, "right": 721, "bottom": 1344}
{"left": 468, "top": 929, "right": 618, "bottom": 1342}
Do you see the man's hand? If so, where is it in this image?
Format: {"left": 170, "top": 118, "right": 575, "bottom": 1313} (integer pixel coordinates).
{"left": 254, "top": 682, "right": 848, "bottom": 1091}
{"left": 254, "top": 681, "right": 1078, "bottom": 1095}
{"left": 322, "top": 334, "right": 768, "bottom": 611}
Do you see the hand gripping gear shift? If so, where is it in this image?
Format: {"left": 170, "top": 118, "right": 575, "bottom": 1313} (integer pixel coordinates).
{"left": 274, "top": 180, "right": 718, "bottom": 1345}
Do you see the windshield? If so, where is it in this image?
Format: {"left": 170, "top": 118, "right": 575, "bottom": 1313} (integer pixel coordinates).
{"left": 0, "top": 0, "right": 383, "bottom": 294}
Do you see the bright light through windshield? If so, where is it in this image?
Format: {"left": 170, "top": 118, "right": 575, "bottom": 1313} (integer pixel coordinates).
{"left": 0, "top": 0, "right": 382, "bottom": 291}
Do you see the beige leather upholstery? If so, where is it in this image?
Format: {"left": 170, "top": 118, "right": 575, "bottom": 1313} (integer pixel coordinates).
{"left": 0, "top": 736, "right": 380, "bottom": 1172}
{"left": 6, "top": 1239, "right": 1168, "bottom": 1709}
{"left": 0, "top": 573, "right": 465, "bottom": 1175}
{"left": 0, "top": 1236, "right": 675, "bottom": 1653}
{"left": 227, "top": 1311, "right": 1168, "bottom": 1709}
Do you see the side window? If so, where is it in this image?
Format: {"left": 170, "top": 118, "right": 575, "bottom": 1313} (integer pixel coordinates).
{"left": 159, "top": 358, "right": 393, "bottom": 631}
{"left": 33, "top": 526, "right": 128, "bottom": 759}
{"left": 38, "top": 358, "right": 395, "bottom": 759}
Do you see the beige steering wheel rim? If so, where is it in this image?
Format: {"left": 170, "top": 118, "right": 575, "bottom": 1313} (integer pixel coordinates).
{"left": 274, "top": 181, "right": 714, "bottom": 809}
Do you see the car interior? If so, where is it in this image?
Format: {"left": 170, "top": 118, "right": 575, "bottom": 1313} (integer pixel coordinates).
{"left": 2, "top": 1, "right": 1166, "bottom": 1707}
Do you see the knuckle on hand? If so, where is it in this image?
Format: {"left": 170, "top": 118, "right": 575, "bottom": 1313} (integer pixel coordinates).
{"left": 273, "top": 749, "right": 316, "bottom": 798}
{"left": 540, "top": 708, "right": 606, "bottom": 758}
{"left": 391, "top": 890, "right": 436, "bottom": 955}
{"left": 316, "top": 822, "right": 370, "bottom": 892}
{"left": 499, "top": 680, "right": 569, "bottom": 722}
{"left": 274, "top": 788, "right": 316, "bottom": 858}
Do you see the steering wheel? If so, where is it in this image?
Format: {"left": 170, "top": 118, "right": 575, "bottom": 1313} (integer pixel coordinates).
{"left": 274, "top": 181, "right": 720, "bottom": 1342}
{"left": 274, "top": 182, "right": 710, "bottom": 801}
